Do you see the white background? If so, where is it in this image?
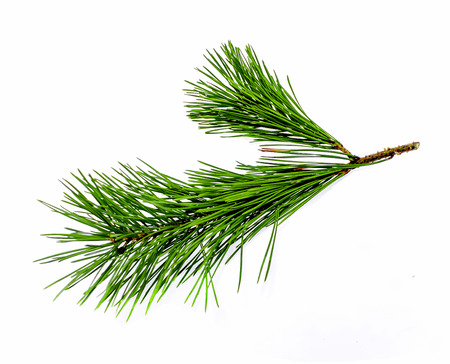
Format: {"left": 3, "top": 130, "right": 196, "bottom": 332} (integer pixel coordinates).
{"left": 1, "top": 1, "right": 449, "bottom": 363}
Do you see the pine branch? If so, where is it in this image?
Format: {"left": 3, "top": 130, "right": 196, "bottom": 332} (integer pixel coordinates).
{"left": 37, "top": 41, "right": 419, "bottom": 319}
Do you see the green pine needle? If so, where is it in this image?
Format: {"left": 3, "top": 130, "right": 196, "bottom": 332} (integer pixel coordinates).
{"left": 37, "top": 41, "right": 419, "bottom": 319}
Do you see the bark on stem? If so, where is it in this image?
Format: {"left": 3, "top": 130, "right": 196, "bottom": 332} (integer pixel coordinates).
{"left": 354, "top": 142, "right": 420, "bottom": 164}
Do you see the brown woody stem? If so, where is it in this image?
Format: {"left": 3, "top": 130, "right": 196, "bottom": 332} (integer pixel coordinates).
{"left": 354, "top": 142, "right": 420, "bottom": 164}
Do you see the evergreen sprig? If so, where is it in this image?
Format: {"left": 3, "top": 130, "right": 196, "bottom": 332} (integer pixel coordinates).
{"left": 37, "top": 41, "right": 419, "bottom": 319}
